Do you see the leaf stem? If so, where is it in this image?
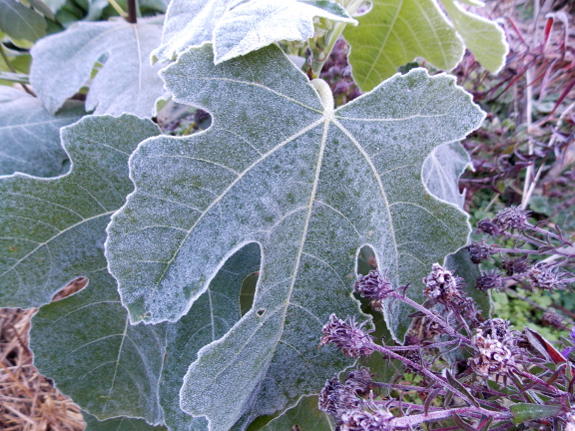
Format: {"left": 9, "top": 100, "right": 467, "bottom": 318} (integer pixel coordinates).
{"left": 307, "top": 0, "right": 363, "bottom": 78}
{"left": 126, "top": 0, "right": 137, "bottom": 23}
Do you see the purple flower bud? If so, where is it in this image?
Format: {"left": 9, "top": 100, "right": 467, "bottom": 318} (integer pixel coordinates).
{"left": 476, "top": 218, "right": 501, "bottom": 236}
{"left": 493, "top": 206, "right": 530, "bottom": 231}
{"left": 502, "top": 256, "right": 529, "bottom": 276}
{"left": 320, "top": 314, "right": 374, "bottom": 358}
{"left": 529, "top": 264, "right": 566, "bottom": 291}
{"left": 475, "top": 270, "right": 504, "bottom": 291}
{"left": 467, "top": 240, "right": 493, "bottom": 264}
{"left": 354, "top": 270, "right": 394, "bottom": 301}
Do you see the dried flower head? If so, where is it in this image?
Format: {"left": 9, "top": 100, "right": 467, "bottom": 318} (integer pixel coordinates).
{"left": 476, "top": 218, "right": 501, "bottom": 236}
{"left": 456, "top": 295, "right": 482, "bottom": 325}
{"left": 493, "top": 207, "right": 530, "bottom": 231}
{"left": 320, "top": 314, "right": 374, "bottom": 357}
{"left": 475, "top": 270, "right": 504, "bottom": 292}
{"left": 502, "top": 256, "right": 529, "bottom": 276}
{"left": 319, "top": 377, "right": 360, "bottom": 424}
{"left": 528, "top": 264, "right": 566, "bottom": 291}
{"left": 469, "top": 319, "right": 519, "bottom": 378}
{"left": 423, "top": 263, "right": 462, "bottom": 303}
{"left": 345, "top": 368, "right": 373, "bottom": 396}
{"left": 354, "top": 270, "right": 394, "bottom": 301}
{"left": 340, "top": 407, "right": 394, "bottom": 431}
{"left": 467, "top": 240, "right": 493, "bottom": 264}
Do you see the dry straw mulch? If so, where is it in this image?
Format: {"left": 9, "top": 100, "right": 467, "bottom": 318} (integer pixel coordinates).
{"left": 0, "top": 307, "right": 86, "bottom": 431}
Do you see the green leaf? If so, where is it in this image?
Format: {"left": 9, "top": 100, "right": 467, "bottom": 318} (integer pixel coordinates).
{"left": 510, "top": 403, "right": 562, "bottom": 424}
{"left": 153, "top": 0, "right": 356, "bottom": 63}
{"left": 30, "top": 269, "right": 167, "bottom": 423}
{"left": 30, "top": 17, "right": 164, "bottom": 117}
{"left": 159, "top": 243, "right": 261, "bottom": 431}
{"left": 440, "top": 0, "right": 508, "bottom": 74}
{"left": 250, "top": 396, "right": 333, "bottom": 431}
{"left": 107, "top": 44, "right": 483, "bottom": 429}
{"left": 0, "top": 114, "right": 160, "bottom": 308}
{"left": 343, "top": 0, "right": 464, "bottom": 92}
{"left": 83, "top": 411, "right": 168, "bottom": 430}
{"left": 0, "top": 86, "right": 85, "bottom": 177}
{"left": 27, "top": 0, "right": 55, "bottom": 20}
{"left": 0, "top": 0, "right": 46, "bottom": 45}
{"left": 211, "top": 0, "right": 357, "bottom": 64}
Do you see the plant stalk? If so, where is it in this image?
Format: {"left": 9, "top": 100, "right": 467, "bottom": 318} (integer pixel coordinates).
{"left": 307, "top": 0, "right": 364, "bottom": 78}
{"left": 108, "top": 0, "right": 128, "bottom": 18}
{"left": 126, "top": 0, "right": 137, "bottom": 23}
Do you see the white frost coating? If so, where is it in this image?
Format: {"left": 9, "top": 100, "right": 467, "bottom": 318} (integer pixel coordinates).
{"left": 422, "top": 141, "right": 473, "bottom": 210}
{"left": 212, "top": 0, "right": 357, "bottom": 64}
{"left": 0, "top": 89, "right": 84, "bottom": 177}
{"left": 30, "top": 269, "right": 167, "bottom": 424}
{"left": 30, "top": 17, "right": 164, "bottom": 117}
{"left": 311, "top": 78, "right": 334, "bottom": 117}
{"left": 0, "top": 114, "right": 160, "bottom": 309}
{"left": 106, "top": 44, "right": 484, "bottom": 431}
{"left": 152, "top": 0, "right": 235, "bottom": 62}
{"left": 153, "top": 0, "right": 356, "bottom": 63}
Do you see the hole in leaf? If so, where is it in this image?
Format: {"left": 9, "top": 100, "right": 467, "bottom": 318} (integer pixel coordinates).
{"left": 353, "top": 1, "right": 373, "bottom": 16}
{"left": 51, "top": 277, "right": 88, "bottom": 302}
{"left": 155, "top": 100, "right": 212, "bottom": 135}
{"left": 357, "top": 245, "right": 377, "bottom": 276}
{"left": 256, "top": 308, "right": 266, "bottom": 317}
{"left": 240, "top": 270, "right": 259, "bottom": 316}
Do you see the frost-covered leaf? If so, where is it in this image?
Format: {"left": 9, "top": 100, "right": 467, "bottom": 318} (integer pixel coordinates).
{"left": 106, "top": 44, "right": 483, "bottom": 429}
{"left": 159, "top": 243, "right": 261, "bottom": 431}
{"left": 441, "top": 0, "right": 508, "bottom": 74}
{"left": 343, "top": 0, "right": 464, "bottom": 92}
{"left": 0, "top": 0, "right": 46, "bottom": 45}
{"left": 153, "top": 0, "right": 355, "bottom": 63}
{"left": 212, "top": 0, "right": 356, "bottom": 64}
{"left": 0, "top": 86, "right": 85, "bottom": 177}
{"left": 423, "top": 141, "right": 471, "bottom": 210}
{"left": 83, "top": 411, "right": 168, "bottom": 430}
{"left": 0, "top": 114, "right": 160, "bottom": 308}
{"left": 152, "top": 0, "right": 236, "bottom": 62}
{"left": 30, "top": 17, "right": 164, "bottom": 117}
{"left": 30, "top": 269, "right": 167, "bottom": 423}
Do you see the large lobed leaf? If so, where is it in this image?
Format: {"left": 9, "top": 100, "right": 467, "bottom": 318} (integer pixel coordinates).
{"left": 15, "top": 115, "right": 166, "bottom": 424}
{"left": 0, "top": 114, "right": 160, "bottom": 308}
{"left": 106, "top": 44, "right": 483, "bottom": 430}
{"left": 30, "top": 17, "right": 164, "bottom": 117}
{"left": 152, "top": 0, "right": 356, "bottom": 63}
{"left": 0, "top": 86, "right": 85, "bottom": 177}
{"left": 343, "top": 0, "right": 508, "bottom": 92}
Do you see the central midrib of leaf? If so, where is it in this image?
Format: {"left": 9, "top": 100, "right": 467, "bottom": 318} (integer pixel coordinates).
{"left": 153, "top": 114, "right": 326, "bottom": 287}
